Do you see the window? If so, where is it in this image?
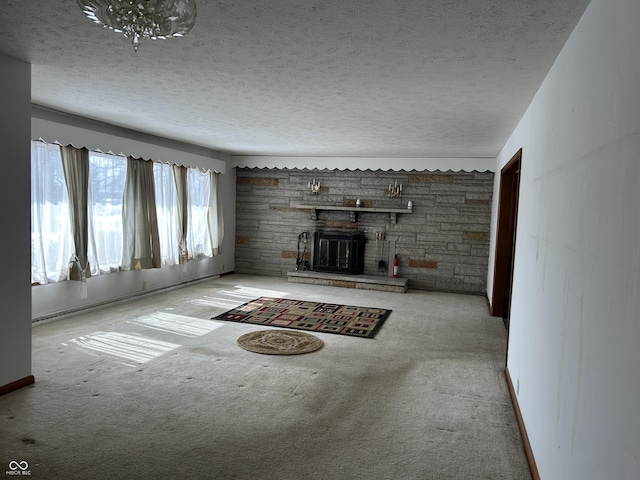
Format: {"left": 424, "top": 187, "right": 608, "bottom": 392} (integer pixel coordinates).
{"left": 187, "top": 168, "right": 212, "bottom": 259}
{"left": 153, "top": 162, "right": 181, "bottom": 266}
{"left": 31, "top": 142, "right": 73, "bottom": 284}
{"left": 88, "top": 152, "right": 127, "bottom": 274}
{"left": 30, "top": 141, "right": 223, "bottom": 283}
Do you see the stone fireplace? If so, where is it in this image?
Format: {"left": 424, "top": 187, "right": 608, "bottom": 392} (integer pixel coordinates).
{"left": 235, "top": 168, "right": 494, "bottom": 294}
{"left": 313, "top": 231, "right": 366, "bottom": 274}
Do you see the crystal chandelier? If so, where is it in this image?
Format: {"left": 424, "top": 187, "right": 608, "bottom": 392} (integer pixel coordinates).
{"left": 77, "top": 0, "right": 197, "bottom": 52}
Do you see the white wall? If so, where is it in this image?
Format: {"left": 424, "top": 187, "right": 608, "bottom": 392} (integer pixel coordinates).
{"left": 488, "top": 0, "right": 640, "bottom": 478}
{"left": 30, "top": 113, "right": 237, "bottom": 321}
{"left": 0, "top": 53, "right": 32, "bottom": 388}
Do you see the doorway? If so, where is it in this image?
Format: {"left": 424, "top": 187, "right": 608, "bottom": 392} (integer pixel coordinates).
{"left": 490, "top": 149, "right": 522, "bottom": 331}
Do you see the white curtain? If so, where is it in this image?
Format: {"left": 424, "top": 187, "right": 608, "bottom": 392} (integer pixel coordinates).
{"left": 187, "top": 168, "right": 212, "bottom": 259}
{"left": 153, "top": 162, "right": 180, "bottom": 266}
{"left": 30, "top": 141, "right": 73, "bottom": 283}
{"left": 87, "top": 151, "right": 127, "bottom": 274}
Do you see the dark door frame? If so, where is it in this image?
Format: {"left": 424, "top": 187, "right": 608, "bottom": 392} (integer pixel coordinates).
{"left": 490, "top": 149, "right": 522, "bottom": 321}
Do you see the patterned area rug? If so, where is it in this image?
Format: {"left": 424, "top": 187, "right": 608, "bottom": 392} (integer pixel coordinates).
{"left": 213, "top": 297, "right": 392, "bottom": 338}
{"left": 237, "top": 330, "right": 323, "bottom": 355}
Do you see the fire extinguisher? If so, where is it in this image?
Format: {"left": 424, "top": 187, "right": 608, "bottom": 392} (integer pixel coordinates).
{"left": 393, "top": 255, "right": 399, "bottom": 278}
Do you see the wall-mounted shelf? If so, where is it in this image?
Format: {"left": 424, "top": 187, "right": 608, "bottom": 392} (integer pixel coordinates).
{"left": 296, "top": 204, "right": 412, "bottom": 224}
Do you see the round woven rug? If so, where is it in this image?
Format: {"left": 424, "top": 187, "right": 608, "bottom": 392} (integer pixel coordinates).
{"left": 237, "top": 330, "right": 323, "bottom": 355}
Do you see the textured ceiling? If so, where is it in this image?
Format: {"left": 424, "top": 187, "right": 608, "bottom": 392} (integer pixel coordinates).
{"left": 0, "top": 0, "right": 590, "bottom": 158}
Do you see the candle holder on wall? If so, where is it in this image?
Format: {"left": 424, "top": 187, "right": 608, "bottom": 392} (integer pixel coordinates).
{"left": 388, "top": 181, "right": 402, "bottom": 198}
{"left": 308, "top": 179, "right": 321, "bottom": 195}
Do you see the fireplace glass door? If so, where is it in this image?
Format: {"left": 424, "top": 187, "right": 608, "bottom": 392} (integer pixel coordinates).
{"left": 313, "top": 231, "right": 365, "bottom": 274}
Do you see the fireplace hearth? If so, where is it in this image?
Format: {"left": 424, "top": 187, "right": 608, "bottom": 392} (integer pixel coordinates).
{"left": 313, "top": 231, "right": 366, "bottom": 274}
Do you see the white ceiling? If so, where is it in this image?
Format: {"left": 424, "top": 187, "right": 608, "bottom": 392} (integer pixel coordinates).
{"left": 0, "top": 0, "right": 590, "bottom": 159}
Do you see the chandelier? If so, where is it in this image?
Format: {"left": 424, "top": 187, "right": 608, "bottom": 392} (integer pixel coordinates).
{"left": 77, "top": 0, "right": 197, "bottom": 52}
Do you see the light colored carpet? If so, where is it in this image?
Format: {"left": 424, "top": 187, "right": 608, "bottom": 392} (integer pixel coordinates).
{"left": 0, "top": 274, "right": 532, "bottom": 479}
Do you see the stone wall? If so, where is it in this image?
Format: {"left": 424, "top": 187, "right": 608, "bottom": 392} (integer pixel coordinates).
{"left": 235, "top": 168, "right": 494, "bottom": 294}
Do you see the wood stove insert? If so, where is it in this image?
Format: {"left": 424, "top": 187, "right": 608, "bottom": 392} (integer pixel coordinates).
{"left": 313, "top": 231, "right": 366, "bottom": 274}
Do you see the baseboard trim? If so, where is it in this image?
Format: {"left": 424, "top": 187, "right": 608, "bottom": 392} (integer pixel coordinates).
{"left": 0, "top": 375, "right": 35, "bottom": 397}
{"left": 486, "top": 293, "right": 493, "bottom": 315}
{"left": 505, "top": 367, "right": 540, "bottom": 480}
